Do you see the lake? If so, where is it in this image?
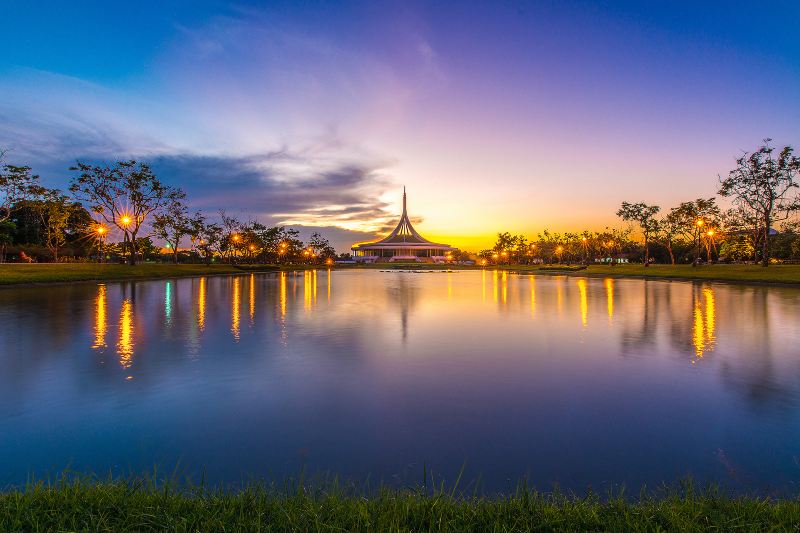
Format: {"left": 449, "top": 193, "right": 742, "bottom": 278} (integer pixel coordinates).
{"left": 2, "top": 270, "right": 800, "bottom": 494}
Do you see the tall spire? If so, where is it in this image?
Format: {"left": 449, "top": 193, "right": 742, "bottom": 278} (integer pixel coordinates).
{"left": 402, "top": 186, "right": 407, "bottom": 215}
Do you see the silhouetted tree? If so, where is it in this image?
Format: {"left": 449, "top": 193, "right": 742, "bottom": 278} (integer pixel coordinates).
{"left": 719, "top": 140, "right": 800, "bottom": 267}
{"left": 617, "top": 202, "right": 660, "bottom": 266}
{"left": 69, "top": 160, "right": 185, "bottom": 265}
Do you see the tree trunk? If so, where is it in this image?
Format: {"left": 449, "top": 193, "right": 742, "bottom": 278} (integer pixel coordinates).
{"left": 129, "top": 230, "right": 138, "bottom": 265}
{"left": 667, "top": 242, "right": 675, "bottom": 265}
{"left": 173, "top": 248, "right": 179, "bottom": 264}
{"left": 644, "top": 238, "right": 649, "bottom": 267}
{"left": 762, "top": 215, "right": 770, "bottom": 267}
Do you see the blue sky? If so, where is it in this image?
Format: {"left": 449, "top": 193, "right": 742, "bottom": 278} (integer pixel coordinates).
{"left": 1, "top": 1, "right": 799, "bottom": 250}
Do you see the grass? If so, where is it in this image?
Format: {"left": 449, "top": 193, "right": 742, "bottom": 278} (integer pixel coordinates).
{"left": 347, "top": 262, "right": 800, "bottom": 285}
{"left": 1, "top": 476, "right": 799, "bottom": 532}
{"left": 3, "top": 262, "right": 800, "bottom": 288}
{"left": 0, "top": 263, "right": 286, "bottom": 286}
{"left": 526, "top": 264, "right": 800, "bottom": 285}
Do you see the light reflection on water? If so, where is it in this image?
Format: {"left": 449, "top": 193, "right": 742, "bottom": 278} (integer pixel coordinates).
{"left": 1, "top": 270, "right": 800, "bottom": 493}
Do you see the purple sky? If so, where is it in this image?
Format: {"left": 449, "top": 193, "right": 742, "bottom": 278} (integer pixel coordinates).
{"left": 1, "top": 1, "right": 798, "bottom": 250}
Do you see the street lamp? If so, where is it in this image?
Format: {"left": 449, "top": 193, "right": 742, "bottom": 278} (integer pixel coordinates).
{"left": 119, "top": 215, "right": 133, "bottom": 263}
{"left": 95, "top": 225, "right": 107, "bottom": 263}
{"left": 693, "top": 220, "right": 704, "bottom": 266}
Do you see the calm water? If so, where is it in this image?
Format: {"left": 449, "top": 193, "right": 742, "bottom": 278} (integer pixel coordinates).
{"left": 2, "top": 270, "right": 800, "bottom": 494}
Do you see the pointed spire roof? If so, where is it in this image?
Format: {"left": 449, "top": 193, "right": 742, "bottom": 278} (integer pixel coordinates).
{"left": 373, "top": 187, "right": 434, "bottom": 244}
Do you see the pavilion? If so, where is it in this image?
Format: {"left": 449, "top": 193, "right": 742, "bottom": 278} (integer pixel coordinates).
{"left": 352, "top": 189, "right": 456, "bottom": 262}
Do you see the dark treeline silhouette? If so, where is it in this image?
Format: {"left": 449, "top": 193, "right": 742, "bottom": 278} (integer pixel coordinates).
{"left": 479, "top": 140, "right": 800, "bottom": 268}
{"left": 0, "top": 156, "right": 340, "bottom": 265}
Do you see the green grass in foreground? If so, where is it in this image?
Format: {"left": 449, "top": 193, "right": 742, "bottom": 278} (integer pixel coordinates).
{"left": 2, "top": 478, "right": 799, "bottom": 532}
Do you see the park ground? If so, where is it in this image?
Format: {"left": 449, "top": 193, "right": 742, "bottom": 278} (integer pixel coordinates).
{"left": 1, "top": 479, "right": 799, "bottom": 531}
{"left": 4, "top": 262, "right": 800, "bottom": 287}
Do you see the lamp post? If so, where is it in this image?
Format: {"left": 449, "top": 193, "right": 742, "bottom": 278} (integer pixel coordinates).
{"left": 706, "top": 229, "right": 715, "bottom": 262}
{"left": 694, "top": 219, "right": 704, "bottom": 266}
{"left": 120, "top": 215, "right": 132, "bottom": 264}
{"left": 95, "top": 225, "right": 107, "bottom": 263}
{"left": 581, "top": 236, "right": 588, "bottom": 264}
{"left": 231, "top": 234, "right": 240, "bottom": 262}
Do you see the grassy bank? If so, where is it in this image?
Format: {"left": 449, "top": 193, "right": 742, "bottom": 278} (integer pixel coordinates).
{"left": 2, "top": 479, "right": 798, "bottom": 532}
{"left": 0, "top": 263, "right": 287, "bottom": 286}
{"left": 524, "top": 264, "right": 800, "bottom": 285}
{"left": 3, "top": 262, "right": 800, "bottom": 288}
{"left": 346, "top": 262, "right": 800, "bottom": 285}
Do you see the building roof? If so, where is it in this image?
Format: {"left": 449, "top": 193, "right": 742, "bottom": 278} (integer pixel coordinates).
{"left": 352, "top": 188, "right": 454, "bottom": 250}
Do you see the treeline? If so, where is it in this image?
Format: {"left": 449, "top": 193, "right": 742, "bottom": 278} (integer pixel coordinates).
{"left": 480, "top": 140, "right": 800, "bottom": 267}
{"left": 0, "top": 155, "right": 339, "bottom": 265}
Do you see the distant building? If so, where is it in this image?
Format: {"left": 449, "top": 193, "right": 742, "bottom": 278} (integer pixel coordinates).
{"left": 352, "top": 188, "right": 456, "bottom": 262}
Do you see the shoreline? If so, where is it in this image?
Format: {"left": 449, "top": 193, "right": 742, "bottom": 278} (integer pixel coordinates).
{"left": 3, "top": 263, "right": 800, "bottom": 289}
{"left": 0, "top": 264, "right": 317, "bottom": 289}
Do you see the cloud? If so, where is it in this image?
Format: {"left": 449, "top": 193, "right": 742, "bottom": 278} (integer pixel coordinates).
{"left": 148, "top": 150, "right": 398, "bottom": 234}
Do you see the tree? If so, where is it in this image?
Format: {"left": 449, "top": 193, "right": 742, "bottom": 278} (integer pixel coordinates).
{"left": 1, "top": 162, "right": 41, "bottom": 223}
{"left": 307, "top": 232, "right": 336, "bottom": 261}
{"left": 69, "top": 160, "right": 185, "bottom": 265}
{"left": 657, "top": 210, "right": 685, "bottom": 265}
{"left": 719, "top": 140, "right": 800, "bottom": 267}
{"left": 152, "top": 201, "right": 190, "bottom": 263}
{"left": 188, "top": 212, "right": 222, "bottom": 265}
{"left": 0, "top": 220, "right": 15, "bottom": 263}
{"left": 31, "top": 189, "right": 80, "bottom": 261}
{"left": 670, "top": 198, "right": 720, "bottom": 265}
{"left": 616, "top": 202, "right": 660, "bottom": 267}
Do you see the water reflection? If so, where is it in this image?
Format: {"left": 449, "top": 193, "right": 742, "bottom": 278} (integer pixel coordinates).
{"left": 692, "top": 286, "right": 717, "bottom": 359}
{"left": 577, "top": 278, "right": 588, "bottom": 327}
{"left": 529, "top": 275, "right": 535, "bottom": 317}
{"left": 304, "top": 270, "right": 317, "bottom": 311}
{"left": 197, "top": 277, "right": 206, "bottom": 331}
{"left": 231, "top": 277, "right": 241, "bottom": 341}
{"left": 92, "top": 284, "right": 107, "bottom": 349}
{"left": 249, "top": 274, "right": 256, "bottom": 324}
{"left": 117, "top": 298, "right": 134, "bottom": 368}
{"left": 4, "top": 271, "right": 800, "bottom": 494}
{"left": 165, "top": 281, "right": 173, "bottom": 326}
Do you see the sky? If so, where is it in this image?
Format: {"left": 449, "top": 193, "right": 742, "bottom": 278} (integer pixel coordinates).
{"left": 1, "top": 0, "right": 799, "bottom": 251}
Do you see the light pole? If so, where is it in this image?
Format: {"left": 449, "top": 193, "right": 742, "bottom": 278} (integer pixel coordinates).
{"left": 120, "top": 215, "right": 132, "bottom": 264}
{"left": 706, "top": 230, "right": 715, "bottom": 262}
{"left": 581, "top": 236, "right": 588, "bottom": 264}
{"left": 95, "top": 225, "right": 107, "bottom": 263}
{"left": 694, "top": 219, "right": 704, "bottom": 266}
